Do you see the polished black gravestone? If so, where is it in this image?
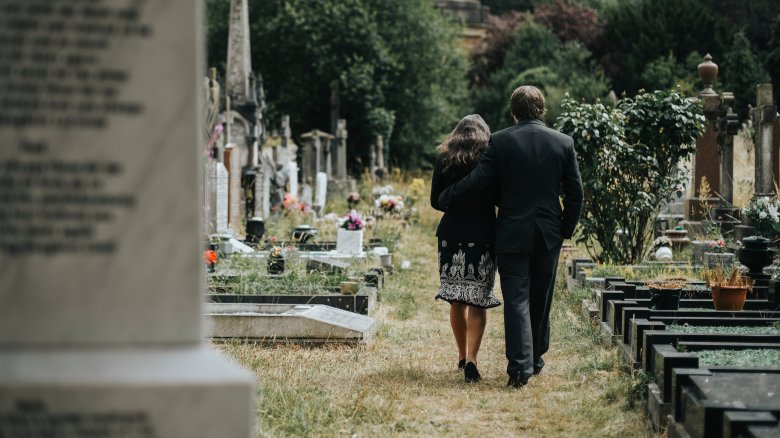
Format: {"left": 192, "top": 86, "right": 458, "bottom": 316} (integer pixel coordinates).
{"left": 677, "top": 373, "right": 780, "bottom": 438}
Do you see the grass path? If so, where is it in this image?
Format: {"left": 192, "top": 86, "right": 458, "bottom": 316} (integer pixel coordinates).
{"left": 219, "top": 200, "right": 653, "bottom": 437}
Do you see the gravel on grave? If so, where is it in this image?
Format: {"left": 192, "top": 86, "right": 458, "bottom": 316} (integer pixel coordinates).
{"left": 666, "top": 325, "right": 780, "bottom": 335}
{"left": 697, "top": 349, "right": 780, "bottom": 367}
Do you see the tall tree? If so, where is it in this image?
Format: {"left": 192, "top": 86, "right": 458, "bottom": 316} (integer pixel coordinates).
{"left": 719, "top": 31, "right": 771, "bottom": 120}
{"left": 205, "top": 0, "right": 467, "bottom": 169}
{"left": 600, "top": 0, "right": 727, "bottom": 95}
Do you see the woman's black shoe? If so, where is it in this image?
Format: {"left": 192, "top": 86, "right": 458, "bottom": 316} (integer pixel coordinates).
{"left": 464, "top": 362, "right": 481, "bottom": 383}
{"left": 458, "top": 359, "right": 466, "bottom": 370}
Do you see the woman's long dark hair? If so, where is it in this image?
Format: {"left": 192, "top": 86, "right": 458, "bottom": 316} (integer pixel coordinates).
{"left": 436, "top": 114, "right": 490, "bottom": 172}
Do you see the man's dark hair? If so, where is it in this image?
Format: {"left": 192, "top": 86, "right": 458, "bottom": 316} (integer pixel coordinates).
{"left": 509, "top": 85, "right": 546, "bottom": 121}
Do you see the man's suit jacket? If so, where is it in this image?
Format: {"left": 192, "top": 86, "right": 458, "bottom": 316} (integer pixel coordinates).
{"left": 438, "top": 118, "right": 584, "bottom": 255}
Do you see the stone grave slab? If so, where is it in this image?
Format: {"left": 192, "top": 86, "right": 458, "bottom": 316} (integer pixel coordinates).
{"left": 307, "top": 257, "right": 349, "bottom": 273}
{"left": 206, "top": 303, "right": 376, "bottom": 343}
{"left": 208, "top": 286, "right": 377, "bottom": 315}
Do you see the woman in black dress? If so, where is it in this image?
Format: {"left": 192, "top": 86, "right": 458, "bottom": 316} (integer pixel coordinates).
{"left": 431, "top": 114, "right": 499, "bottom": 383}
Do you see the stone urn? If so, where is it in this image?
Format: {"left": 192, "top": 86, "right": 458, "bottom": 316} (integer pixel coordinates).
{"left": 704, "top": 252, "right": 736, "bottom": 270}
{"left": 739, "top": 236, "right": 774, "bottom": 275}
{"left": 665, "top": 229, "right": 691, "bottom": 249}
{"left": 697, "top": 54, "right": 718, "bottom": 96}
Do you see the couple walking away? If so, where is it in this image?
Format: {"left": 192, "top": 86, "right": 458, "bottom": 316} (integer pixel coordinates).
{"left": 431, "top": 85, "right": 584, "bottom": 388}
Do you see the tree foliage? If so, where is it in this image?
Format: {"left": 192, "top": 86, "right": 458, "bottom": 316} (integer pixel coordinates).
{"left": 600, "top": 0, "right": 727, "bottom": 95}
{"left": 470, "top": 22, "right": 608, "bottom": 129}
{"left": 205, "top": 0, "right": 467, "bottom": 168}
{"left": 719, "top": 31, "right": 771, "bottom": 120}
{"left": 533, "top": 0, "right": 603, "bottom": 49}
{"left": 556, "top": 90, "right": 705, "bottom": 263}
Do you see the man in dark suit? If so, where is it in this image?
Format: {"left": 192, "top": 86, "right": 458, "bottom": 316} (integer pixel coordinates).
{"left": 438, "top": 86, "right": 583, "bottom": 388}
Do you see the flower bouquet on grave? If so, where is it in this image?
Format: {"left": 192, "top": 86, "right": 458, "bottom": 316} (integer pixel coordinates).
{"left": 704, "top": 266, "right": 752, "bottom": 311}
{"left": 646, "top": 278, "right": 687, "bottom": 310}
{"left": 267, "top": 245, "right": 285, "bottom": 275}
{"left": 707, "top": 239, "right": 726, "bottom": 253}
{"left": 743, "top": 196, "right": 780, "bottom": 238}
{"left": 337, "top": 210, "right": 365, "bottom": 255}
{"left": 375, "top": 194, "right": 405, "bottom": 216}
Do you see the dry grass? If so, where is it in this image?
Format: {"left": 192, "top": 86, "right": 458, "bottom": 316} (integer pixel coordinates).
{"left": 217, "top": 178, "right": 654, "bottom": 437}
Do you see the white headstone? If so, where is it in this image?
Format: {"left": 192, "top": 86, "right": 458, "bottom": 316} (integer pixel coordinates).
{"left": 288, "top": 161, "right": 299, "bottom": 199}
{"left": 262, "top": 169, "right": 271, "bottom": 218}
{"left": 210, "top": 161, "right": 230, "bottom": 232}
{"left": 315, "top": 172, "right": 328, "bottom": 208}
{"left": 0, "top": 0, "right": 253, "bottom": 435}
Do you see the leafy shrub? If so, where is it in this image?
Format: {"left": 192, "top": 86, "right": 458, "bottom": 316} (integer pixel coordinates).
{"left": 556, "top": 89, "right": 705, "bottom": 263}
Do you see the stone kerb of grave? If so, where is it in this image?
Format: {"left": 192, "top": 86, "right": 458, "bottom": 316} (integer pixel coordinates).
{"left": 0, "top": 1, "right": 253, "bottom": 435}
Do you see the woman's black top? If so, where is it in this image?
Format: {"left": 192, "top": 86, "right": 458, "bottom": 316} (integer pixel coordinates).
{"left": 430, "top": 158, "right": 496, "bottom": 243}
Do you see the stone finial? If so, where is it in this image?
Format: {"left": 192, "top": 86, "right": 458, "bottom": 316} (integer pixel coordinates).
{"left": 756, "top": 84, "right": 773, "bottom": 107}
{"left": 698, "top": 54, "right": 719, "bottom": 97}
{"left": 336, "top": 119, "right": 347, "bottom": 139}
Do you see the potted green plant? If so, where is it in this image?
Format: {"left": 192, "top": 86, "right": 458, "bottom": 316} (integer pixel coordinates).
{"left": 703, "top": 266, "right": 752, "bottom": 311}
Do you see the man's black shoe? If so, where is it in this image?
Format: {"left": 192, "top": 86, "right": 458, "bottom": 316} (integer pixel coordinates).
{"left": 533, "top": 358, "right": 545, "bottom": 375}
{"left": 506, "top": 373, "right": 528, "bottom": 389}
{"left": 458, "top": 359, "right": 466, "bottom": 370}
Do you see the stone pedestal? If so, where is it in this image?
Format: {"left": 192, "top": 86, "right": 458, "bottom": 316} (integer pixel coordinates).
{"left": 703, "top": 252, "right": 736, "bottom": 270}
{"left": 691, "top": 240, "right": 716, "bottom": 266}
{"left": 0, "top": 1, "right": 253, "bottom": 435}
{"left": 0, "top": 348, "right": 252, "bottom": 437}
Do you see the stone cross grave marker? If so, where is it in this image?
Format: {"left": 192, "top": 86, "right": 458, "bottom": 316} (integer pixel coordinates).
{"left": 0, "top": 1, "right": 254, "bottom": 436}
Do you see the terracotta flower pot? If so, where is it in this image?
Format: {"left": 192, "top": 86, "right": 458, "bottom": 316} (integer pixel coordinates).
{"left": 711, "top": 285, "right": 748, "bottom": 311}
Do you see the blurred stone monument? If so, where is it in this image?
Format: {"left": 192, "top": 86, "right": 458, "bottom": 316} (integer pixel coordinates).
{"left": 751, "top": 84, "right": 778, "bottom": 198}
{"left": 0, "top": 1, "right": 254, "bottom": 436}
{"left": 433, "top": 0, "right": 491, "bottom": 51}
{"left": 685, "top": 55, "right": 723, "bottom": 223}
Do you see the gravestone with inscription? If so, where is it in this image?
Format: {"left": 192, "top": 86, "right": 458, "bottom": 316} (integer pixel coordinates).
{"left": 0, "top": 1, "right": 254, "bottom": 436}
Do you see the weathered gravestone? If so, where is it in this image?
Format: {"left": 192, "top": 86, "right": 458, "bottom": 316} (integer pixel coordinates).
{"left": 209, "top": 160, "right": 230, "bottom": 233}
{"left": 224, "top": 143, "right": 243, "bottom": 233}
{"left": 0, "top": 1, "right": 254, "bottom": 436}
